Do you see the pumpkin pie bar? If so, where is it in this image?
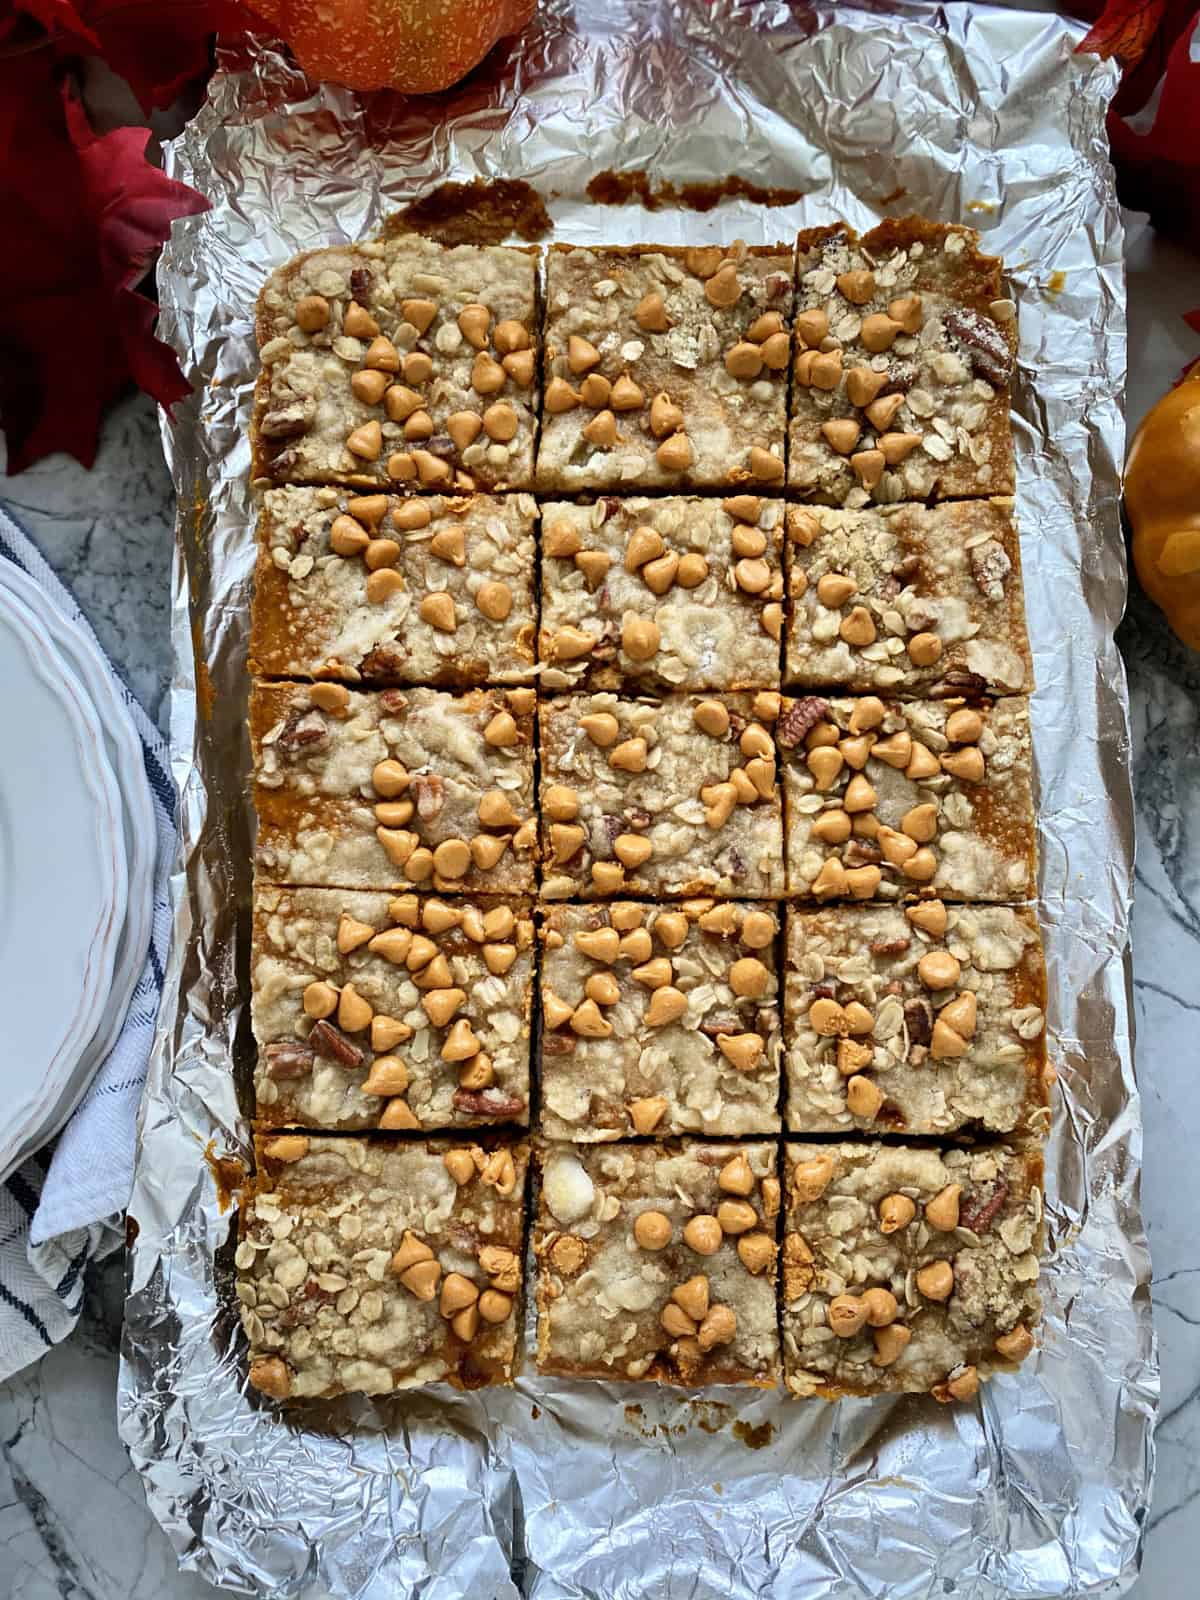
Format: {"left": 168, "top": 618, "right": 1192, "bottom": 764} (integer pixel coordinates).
{"left": 250, "top": 487, "right": 537, "bottom": 686}
{"left": 538, "top": 690, "right": 785, "bottom": 899}
{"left": 788, "top": 218, "right": 1016, "bottom": 506}
{"left": 538, "top": 494, "right": 783, "bottom": 692}
{"left": 781, "top": 1140, "right": 1042, "bottom": 1400}
{"left": 239, "top": 1134, "right": 528, "bottom": 1400}
{"left": 252, "top": 886, "right": 533, "bottom": 1132}
{"left": 250, "top": 682, "right": 537, "bottom": 894}
{"left": 534, "top": 1142, "right": 779, "bottom": 1386}
{"left": 254, "top": 235, "right": 538, "bottom": 491}
{"left": 538, "top": 901, "right": 782, "bottom": 1141}
{"left": 535, "top": 243, "right": 793, "bottom": 492}
{"left": 785, "top": 499, "right": 1032, "bottom": 697}
{"left": 783, "top": 902, "right": 1048, "bottom": 1136}
{"left": 778, "top": 694, "right": 1036, "bottom": 902}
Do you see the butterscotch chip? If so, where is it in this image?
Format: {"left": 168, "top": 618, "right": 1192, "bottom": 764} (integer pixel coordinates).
{"left": 538, "top": 691, "right": 784, "bottom": 900}
{"left": 249, "top": 488, "right": 537, "bottom": 687}
{"left": 790, "top": 218, "right": 1015, "bottom": 504}
{"left": 254, "top": 236, "right": 537, "bottom": 489}
{"left": 534, "top": 1142, "right": 779, "bottom": 1386}
{"left": 250, "top": 683, "right": 534, "bottom": 894}
{"left": 238, "top": 1136, "right": 527, "bottom": 1397}
{"left": 536, "top": 244, "right": 792, "bottom": 490}
{"left": 782, "top": 1140, "right": 1042, "bottom": 1398}
{"left": 779, "top": 695, "right": 1035, "bottom": 901}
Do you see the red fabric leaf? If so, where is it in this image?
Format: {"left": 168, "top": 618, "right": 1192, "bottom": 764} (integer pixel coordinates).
{"left": 16, "top": 1, "right": 100, "bottom": 47}
{"left": 0, "top": 73, "right": 208, "bottom": 471}
{"left": 1106, "top": 15, "right": 1200, "bottom": 251}
{"left": 10, "top": 0, "right": 257, "bottom": 110}
{"left": 1077, "top": 0, "right": 1167, "bottom": 63}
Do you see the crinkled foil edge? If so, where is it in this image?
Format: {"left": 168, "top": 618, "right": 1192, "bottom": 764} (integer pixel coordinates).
{"left": 119, "top": 4, "right": 1157, "bottom": 1596}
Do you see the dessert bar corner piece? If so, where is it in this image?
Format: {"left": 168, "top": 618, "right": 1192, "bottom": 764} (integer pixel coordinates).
{"left": 539, "top": 494, "right": 784, "bottom": 692}
{"left": 535, "top": 242, "right": 794, "bottom": 491}
{"left": 240, "top": 1134, "right": 528, "bottom": 1400}
{"left": 250, "top": 487, "right": 537, "bottom": 686}
{"left": 252, "top": 886, "right": 533, "bottom": 1133}
{"left": 785, "top": 498, "right": 1032, "bottom": 697}
{"left": 539, "top": 689, "right": 786, "bottom": 900}
{"left": 254, "top": 235, "right": 538, "bottom": 491}
{"left": 784, "top": 901, "right": 1048, "bottom": 1136}
{"left": 250, "top": 681, "right": 537, "bottom": 894}
{"left": 539, "top": 900, "right": 782, "bottom": 1141}
{"left": 781, "top": 1140, "right": 1042, "bottom": 1400}
{"left": 535, "top": 1141, "right": 780, "bottom": 1386}
{"left": 788, "top": 217, "right": 1016, "bottom": 506}
{"left": 779, "top": 693, "right": 1036, "bottom": 903}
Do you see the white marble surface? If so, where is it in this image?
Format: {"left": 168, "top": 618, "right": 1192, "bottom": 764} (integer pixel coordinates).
{"left": 0, "top": 215, "right": 1197, "bottom": 1596}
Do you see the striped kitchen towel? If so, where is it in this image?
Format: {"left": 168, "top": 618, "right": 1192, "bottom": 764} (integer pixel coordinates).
{"left": 0, "top": 503, "right": 175, "bottom": 1381}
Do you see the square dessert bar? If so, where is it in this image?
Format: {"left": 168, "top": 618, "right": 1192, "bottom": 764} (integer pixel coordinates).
{"left": 250, "top": 682, "right": 536, "bottom": 894}
{"left": 781, "top": 1141, "right": 1042, "bottom": 1400}
{"left": 778, "top": 693, "right": 1036, "bottom": 902}
{"left": 538, "top": 690, "right": 786, "bottom": 899}
{"left": 539, "top": 900, "right": 782, "bottom": 1141}
{"left": 788, "top": 218, "right": 1016, "bottom": 506}
{"left": 254, "top": 235, "right": 538, "bottom": 491}
{"left": 785, "top": 499, "right": 1032, "bottom": 697}
{"left": 252, "top": 886, "right": 533, "bottom": 1132}
{"left": 240, "top": 1134, "right": 529, "bottom": 1400}
{"left": 538, "top": 494, "right": 783, "bottom": 693}
{"left": 784, "top": 901, "right": 1048, "bottom": 1136}
{"left": 535, "top": 243, "right": 794, "bottom": 491}
{"left": 534, "top": 1142, "right": 780, "bottom": 1386}
{"left": 250, "top": 487, "right": 537, "bottom": 686}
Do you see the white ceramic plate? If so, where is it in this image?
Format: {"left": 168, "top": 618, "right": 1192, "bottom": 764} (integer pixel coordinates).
{"left": 0, "top": 561, "right": 156, "bottom": 1117}
{"left": 0, "top": 588, "right": 125, "bottom": 1179}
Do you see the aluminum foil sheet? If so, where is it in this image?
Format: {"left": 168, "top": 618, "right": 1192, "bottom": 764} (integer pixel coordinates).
{"left": 122, "top": 2, "right": 1158, "bottom": 1594}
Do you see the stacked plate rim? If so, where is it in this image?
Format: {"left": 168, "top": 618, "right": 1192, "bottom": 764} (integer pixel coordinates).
{"left": 0, "top": 564, "right": 155, "bottom": 1182}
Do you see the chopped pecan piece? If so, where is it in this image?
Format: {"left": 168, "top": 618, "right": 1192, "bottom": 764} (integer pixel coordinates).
{"left": 411, "top": 773, "right": 445, "bottom": 820}
{"left": 931, "top": 670, "right": 989, "bottom": 698}
{"left": 308, "top": 1020, "right": 365, "bottom": 1068}
{"left": 776, "top": 696, "right": 830, "bottom": 748}
{"left": 968, "top": 538, "right": 1012, "bottom": 601}
{"left": 845, "top": 840, "right": 882, "bottom": 867}
{"left": 699, "top": 1014, "right": 743, "bottom": 1039}
{"left": 959, "top": 1179, "right": 1009, "bottom": 1235}
{"left": 263, "top": 1041, "right": 315, "bottom": 1079}
{"left": 360, "top": 643, "right": 408, "bottom": 680}
{"left": 259, "top": 399, "right": 315, "bottom": 440}
{"left": 378, "top": 689, "right": 410, "bottom": 714}
{"left": 870, "top": 935, "right": 911, "bottom": 957}
{"left": 350, "top": 266, "right": 373, "bottom": 300}
{"left": 452, "top": 1088, "right": 527, "bottom": 1119}
{"left": 942, "top": 306, "right": 1013, "bottom": 387}
{"left": 904, "top": 998, "right": 932, "bottom": 1046}
{"left": 598, "top": 813, "right": 624, "bottom": 854}
{"left": 542, "top": 1034, "right": 576, "bottom": 1056}
{"left": 276, "top": 709, "right": 328, "bottom": 755}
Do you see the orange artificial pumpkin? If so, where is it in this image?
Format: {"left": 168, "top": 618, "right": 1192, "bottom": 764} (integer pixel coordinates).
{"left": 251, "top": 0, "right": 535, "bottom": 95}
{"left": 1125, "top": 366, "right": 1200, "bottom": 650}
